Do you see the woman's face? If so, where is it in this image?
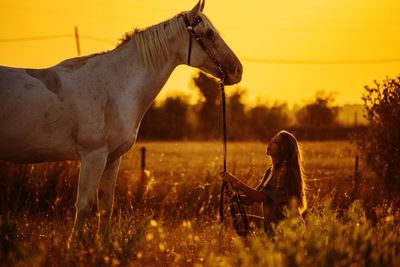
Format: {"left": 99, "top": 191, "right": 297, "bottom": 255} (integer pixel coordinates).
{"left": 266, "top": 135, "right": 280, "bottom": 157}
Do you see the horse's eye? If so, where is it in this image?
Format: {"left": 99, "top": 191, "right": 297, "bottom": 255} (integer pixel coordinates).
{"left": 205, "top": 29, "right": 215, "bottom": 40}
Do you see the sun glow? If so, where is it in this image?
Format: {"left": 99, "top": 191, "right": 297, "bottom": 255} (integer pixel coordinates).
{"left": 1, "top": 0, "right": 399, "bottom": 106}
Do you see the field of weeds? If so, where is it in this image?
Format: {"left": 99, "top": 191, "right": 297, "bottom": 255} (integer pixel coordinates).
{"left": 1, "top": 141, "right": 399, "bottom": 266}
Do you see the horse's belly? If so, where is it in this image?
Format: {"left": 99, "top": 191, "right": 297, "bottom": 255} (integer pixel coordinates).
{"left": 0, "top": 128, "right": 79, "bottom": 163}
{"left": 0, "top": 144, "right": 78, "bottom": 164}
{"left": 0, "top": 119, "right": 78, "bottom": 163}
{"left": 0, "top": 116, "right": 79, "bottom": 163}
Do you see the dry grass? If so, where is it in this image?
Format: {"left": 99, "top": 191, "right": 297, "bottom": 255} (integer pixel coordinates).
{"left": 1, "top": 141, "right": 399, "bottom": 266}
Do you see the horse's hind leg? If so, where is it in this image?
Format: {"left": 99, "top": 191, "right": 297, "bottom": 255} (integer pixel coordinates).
{"left": 97, "top": 156, "right": 121, "bottom": 238}
{"left": 69, "top": 147, "right": 108, "bottom": 243}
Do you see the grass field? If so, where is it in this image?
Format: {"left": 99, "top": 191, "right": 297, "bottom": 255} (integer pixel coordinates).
{"left": 1, "top": 141, "right": 399, "bottom": 266}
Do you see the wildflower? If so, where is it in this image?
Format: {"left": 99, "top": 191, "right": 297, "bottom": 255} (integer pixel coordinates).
{"left": 146, "top": 233, "right": 154, "bottom": 241}
{"left": 182, "top": 220, "right": 192, "bottom": 228}
{"left": 112, "top": 259, "right": 120, "bottom": 266}
{"left": 199, "top": 206, "right": 205, "bottom": 214}
{"left": 385, "top": 215, "right": 394, "bottom": 222}
{"left": 159, "top": 243, "right": 166, "bottom": 252}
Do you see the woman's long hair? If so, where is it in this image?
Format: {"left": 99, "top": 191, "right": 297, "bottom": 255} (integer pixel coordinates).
{"left": 276, "top": 130, "right": 307, "bottom": 213}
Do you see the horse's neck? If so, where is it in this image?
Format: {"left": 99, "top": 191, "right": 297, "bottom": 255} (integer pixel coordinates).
{"left": 102, "top": 39, "right": 180, "bottom": 126}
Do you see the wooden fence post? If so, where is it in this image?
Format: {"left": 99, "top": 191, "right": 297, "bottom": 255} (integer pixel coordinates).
{"left": 352, "top": 155, "right": 361, "bottom": 200}
{"left": 135, "top": 146, "right": 147, "bottom": 205}
{"left": 140, "top": 147, "right": 146, "bottom": 171}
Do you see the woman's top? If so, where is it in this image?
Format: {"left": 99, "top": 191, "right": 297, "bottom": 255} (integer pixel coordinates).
{"left": 259, "top": 166, "right": 290, "bottom": 205}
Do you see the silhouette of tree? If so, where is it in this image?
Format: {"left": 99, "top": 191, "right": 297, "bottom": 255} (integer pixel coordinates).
{"left": 248, "top": 103, "right": 289, "bottom": 140}
{"left": 138, "top": 97, "right": 191, "bottom": 140}
{"left": 192, "top": 71, "right": 221, "bottom": 139}
{"left": 137, "top": 102, "right": 161, "bottom": 140}
{"left": 163, "top": 97, "right": 191, "bottom": 139}
{"left": 227, "top": 88, "right": 248, "bottom": 140}
{"left": 296, "top": 93, "right": 340, "bottom": 127}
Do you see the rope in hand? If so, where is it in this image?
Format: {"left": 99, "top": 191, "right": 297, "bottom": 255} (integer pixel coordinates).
{"left": 218, "top": 81, "right": 249, "bottom": 237}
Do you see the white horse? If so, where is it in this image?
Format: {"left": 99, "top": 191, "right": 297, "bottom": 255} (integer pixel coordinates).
{"left": 0, "top": 0, "right": 242, "bottom": 242}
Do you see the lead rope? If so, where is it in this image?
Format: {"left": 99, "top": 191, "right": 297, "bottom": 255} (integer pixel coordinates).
{"left": 219, "top": 81, "right": 228, "bottom": 222}
{"left": 218, "top": 80, "right": 249, "bottom": 236}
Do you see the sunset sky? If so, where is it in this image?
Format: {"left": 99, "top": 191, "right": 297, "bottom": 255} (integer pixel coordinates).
{"left": 1, "top": 0, "right": 400, "bottom": 106}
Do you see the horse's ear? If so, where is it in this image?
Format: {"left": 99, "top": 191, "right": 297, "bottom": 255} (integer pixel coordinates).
{"left": 191, "top": 0, "right": 203, "bottom": 15}
{"left": 200, "top": 0, "right": 205, "bottom": 12}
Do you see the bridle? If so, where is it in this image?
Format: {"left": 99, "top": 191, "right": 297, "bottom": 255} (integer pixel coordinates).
{"left": 179, "top": 13, "right": 249, "bottom": 237}
{"left": 178, "top": 13, "right": 225, "bottom": 83}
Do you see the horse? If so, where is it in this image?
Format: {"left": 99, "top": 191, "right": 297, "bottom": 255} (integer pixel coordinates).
{"left": 0, "top": 0, "right": 242, "bottom": 243}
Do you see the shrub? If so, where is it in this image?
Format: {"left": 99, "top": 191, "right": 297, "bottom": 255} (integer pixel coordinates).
{"left": 355, "top": 75, "right": 400, "bottom": 197}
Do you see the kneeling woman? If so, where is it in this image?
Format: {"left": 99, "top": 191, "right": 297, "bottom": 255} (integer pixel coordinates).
{"left": 220, "top": 130, "right": 307, "bottom": 232}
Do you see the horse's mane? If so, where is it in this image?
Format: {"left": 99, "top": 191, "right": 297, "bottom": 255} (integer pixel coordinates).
{"left": 117, "top": 15, "right": 187, "bottom": 71}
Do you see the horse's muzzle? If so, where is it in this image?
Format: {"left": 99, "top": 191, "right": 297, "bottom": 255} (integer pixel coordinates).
{"left": 223, "top": 64, "right": 242, "bottom": 85}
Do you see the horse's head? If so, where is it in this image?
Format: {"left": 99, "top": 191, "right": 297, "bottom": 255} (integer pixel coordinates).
{"left": 179, "top": 0, "right": 242, "bottom": 85}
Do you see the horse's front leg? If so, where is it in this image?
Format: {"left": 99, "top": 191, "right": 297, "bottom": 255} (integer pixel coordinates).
{"left": 97, "top": 156, "right": 121, "bottom": 238}
{"left": 69, "top": 146, "right": 108, "bottom": 243}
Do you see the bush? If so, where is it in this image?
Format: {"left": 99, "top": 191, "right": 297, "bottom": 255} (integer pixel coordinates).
{"left": 199, "top": 201, "right": 400, "bottom": 267}
{"left": 355, "top": 75, "right": 400, "bottom": 197}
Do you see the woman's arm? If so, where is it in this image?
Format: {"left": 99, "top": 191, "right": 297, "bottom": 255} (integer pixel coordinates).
{"left": 220, "top": 172, "right": 267, "bottom": 202}
{"left": 255, "top": 168, "right": 271, "bottom": 191}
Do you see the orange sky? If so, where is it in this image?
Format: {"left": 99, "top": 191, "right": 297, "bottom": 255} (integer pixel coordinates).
{"left": 1, "top": 0, "right": 400, "bottom": 106}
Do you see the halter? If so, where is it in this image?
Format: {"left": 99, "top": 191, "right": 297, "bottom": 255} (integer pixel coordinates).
{"left": 178, "top": 13, "right": 224, "bottom": 82}
{"left": 178, "top": 13, "right": 249, "bottom": 236}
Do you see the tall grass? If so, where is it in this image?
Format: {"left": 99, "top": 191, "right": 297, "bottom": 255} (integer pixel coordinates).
{"left": 0, "top": 141, "right": 398, "bottom": 266}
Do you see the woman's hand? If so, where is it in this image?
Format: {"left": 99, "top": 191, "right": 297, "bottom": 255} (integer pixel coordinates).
{"left": 219, "top": 171, "right": 241, "bottom": 187}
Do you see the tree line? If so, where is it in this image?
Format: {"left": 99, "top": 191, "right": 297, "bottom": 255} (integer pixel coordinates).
{"left": 138, "top": 71, "right": 364, "bottom": 141}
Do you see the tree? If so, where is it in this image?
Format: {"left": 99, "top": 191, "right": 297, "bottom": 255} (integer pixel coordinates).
{"left": 137, "top": 102, "right": 161, "bottom": 139}
{"left": 248, "top": 103, "right": 289, "bottom": 140}
{"left": 296, "top": 92, "right": 340, "bottom": 127}
{"left": 162, "top": 97, "right": 191, "bottom": 139}
{"left": 355, "top": 75, "right": 400, "bottom": 196}
{"left": 227, "top": 88, "right": 248, "bottom": 140}
{"left": 138, "top": 97, "right": 191, "bottom": 140}
{"left": 192, "top": 71, "right": 221, "bottom": 139}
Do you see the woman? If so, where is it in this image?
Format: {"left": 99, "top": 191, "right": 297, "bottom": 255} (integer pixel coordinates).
{"left": 220, "top": 130, "right": 307, "bottom": 233}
